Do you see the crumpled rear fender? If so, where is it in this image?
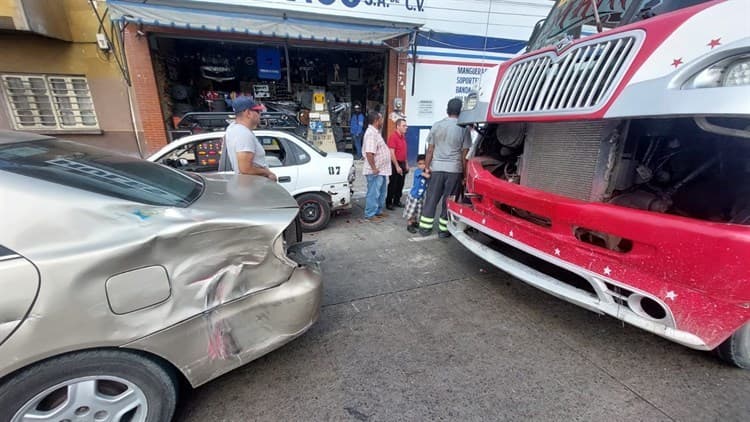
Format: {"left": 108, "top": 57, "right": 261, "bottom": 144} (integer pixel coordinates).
{"left": 0, "top": 179, "right": 303, "bottom": 380}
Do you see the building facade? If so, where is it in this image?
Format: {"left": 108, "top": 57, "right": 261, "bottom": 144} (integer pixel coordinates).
{"left": 1, "top": 1, "right": 551, "bottom": 159}
{"left": 111, "top": 0, "right": 551, "bottom": 157}
{"left": 0, "top": 0, "right": 141, "bottom": 154}
{"left": 405, "top": 0, "right": 550, "bottom": 161}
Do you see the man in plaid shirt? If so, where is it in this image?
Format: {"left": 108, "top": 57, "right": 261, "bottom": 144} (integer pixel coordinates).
{"left": 363, "top": 111, "right": 391, "bottom": 221}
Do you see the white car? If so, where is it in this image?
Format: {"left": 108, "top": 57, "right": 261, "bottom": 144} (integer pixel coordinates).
{"left": 149, "top": 130, "right": 355, "bottom": 232}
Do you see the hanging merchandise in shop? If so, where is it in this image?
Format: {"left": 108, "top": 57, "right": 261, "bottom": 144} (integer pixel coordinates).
{"left": 149, "top": 35, "right": 388, "bottom": 153}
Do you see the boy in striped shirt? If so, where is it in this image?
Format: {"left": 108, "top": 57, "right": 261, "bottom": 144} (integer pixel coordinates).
{"left": 403, "top": 155, "right": 430, "bottom": 233}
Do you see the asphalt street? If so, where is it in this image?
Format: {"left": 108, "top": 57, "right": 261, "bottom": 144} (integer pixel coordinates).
{"left": 177, "top": 168, "right": 750, "bottom": 421}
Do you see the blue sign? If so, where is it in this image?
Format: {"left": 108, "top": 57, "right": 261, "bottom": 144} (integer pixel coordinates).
{"left": 257, "top": 47, "right": 281, "bottom": 80}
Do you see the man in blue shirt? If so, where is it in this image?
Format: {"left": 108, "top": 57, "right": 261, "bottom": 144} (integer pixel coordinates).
{"left": 350, "top": 103, "right": 365, "bottom": 160}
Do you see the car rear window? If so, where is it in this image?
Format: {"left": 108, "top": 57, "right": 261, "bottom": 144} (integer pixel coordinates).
{"left": 0, "top": 139, "right": 204, "bottom": 207}
{"left": 288, "top": 132, "right": 327, "bottom": 157}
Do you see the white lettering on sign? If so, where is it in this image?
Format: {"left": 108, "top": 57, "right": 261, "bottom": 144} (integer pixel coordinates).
{"left": 286, "top": 0, "right": 426, "bottom": 12}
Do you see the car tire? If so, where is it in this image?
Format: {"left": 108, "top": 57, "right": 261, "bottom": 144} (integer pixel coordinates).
{"left": 297, "top": 193, "right": 331, "bottom": 233}
{"left": 0, "top": 349, "right": 178, "bottom": 422}
{"left": 716, "top": 321, "right": 750, "bottom": 369}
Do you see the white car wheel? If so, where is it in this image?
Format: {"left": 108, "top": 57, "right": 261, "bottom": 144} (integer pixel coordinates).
{"left": 297, "top": 193, "right": 331, "bottom": 232}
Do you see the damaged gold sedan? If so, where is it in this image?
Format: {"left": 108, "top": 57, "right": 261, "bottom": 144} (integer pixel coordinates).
{"left": 0, "top": 131, "right": 322, "bottom": 421}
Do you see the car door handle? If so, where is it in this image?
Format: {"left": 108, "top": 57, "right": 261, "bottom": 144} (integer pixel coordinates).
{"left": 278, "top": 176, "right": 292, "bottom": 183}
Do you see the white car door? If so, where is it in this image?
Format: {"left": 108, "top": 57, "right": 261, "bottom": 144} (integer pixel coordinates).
{"left": 273, "top": 133, "right": 333, "bottom": 188}
{"left": 153, "top": 136, "right": 224, "bottom": 173}
{"left": 256, "top": 134, "right": 299, "bottom": 193}
{"left": 152, "top": 132, "right": 304, "bottom": 196}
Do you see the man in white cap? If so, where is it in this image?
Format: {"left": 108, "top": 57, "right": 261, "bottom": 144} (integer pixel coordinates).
{"left": 219, "top": 96, "right": 277, "bottom": 181}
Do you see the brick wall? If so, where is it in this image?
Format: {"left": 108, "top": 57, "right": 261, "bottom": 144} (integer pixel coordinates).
{"left": 123, "top": 25, "right": 167, "bottom": 155}
{"left": 385, "top": 35, "right": 409, "bottom": 140}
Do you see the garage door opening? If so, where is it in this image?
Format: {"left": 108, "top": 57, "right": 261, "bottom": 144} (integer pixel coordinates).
{"left": 149, "top": 35, "right": 388, "bottom": 152}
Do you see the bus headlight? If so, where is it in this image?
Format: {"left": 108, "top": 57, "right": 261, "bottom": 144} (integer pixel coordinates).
{"left": 724, "top": 59, "right": 750, "bottom": 87}
{"left": 683, "top": 54, "right": 750, "bottom": 89}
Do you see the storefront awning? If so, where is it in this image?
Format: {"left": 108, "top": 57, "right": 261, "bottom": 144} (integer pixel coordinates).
{"left": 107, "top": 0, "right": 418, "bottom": 45}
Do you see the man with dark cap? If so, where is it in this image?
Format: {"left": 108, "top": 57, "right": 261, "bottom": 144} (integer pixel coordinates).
{"left": 219, "top": 96, "right": 277, "bottom": 181}
{"left": 419, "top": 98, "right": 472, "bottom": 238}
{"left": 350, "top": 103, "right": 365, "bottom": 160}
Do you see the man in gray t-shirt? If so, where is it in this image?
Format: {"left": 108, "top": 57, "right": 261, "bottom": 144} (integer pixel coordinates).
{"left": 218, "top": 96, "right": 277, "bottom": 181}
{"left": 419, "top": 98, "right": 472, "bottom": 238}
{"left": 224, "top": 123, "right": 267, "bottom": 171}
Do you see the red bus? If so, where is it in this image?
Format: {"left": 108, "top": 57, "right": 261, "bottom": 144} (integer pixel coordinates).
{"left": 450, "top": 0, "right": 750, "bottom": 367}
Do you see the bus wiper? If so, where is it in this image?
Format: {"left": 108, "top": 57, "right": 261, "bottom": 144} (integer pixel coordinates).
{"left": 638, "top": 7, "right": 656, "bottom": 20}
{"left": 591, "top": 0, "right": 603, "bottom": 32}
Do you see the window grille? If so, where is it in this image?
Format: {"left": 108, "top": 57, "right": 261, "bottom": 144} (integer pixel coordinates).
{"left": 1, "top": 74, "right": 99, "bottom": 131}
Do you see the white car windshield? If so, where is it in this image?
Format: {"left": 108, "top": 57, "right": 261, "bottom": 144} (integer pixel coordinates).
{"left": 287, "top": 132, "right": 328, "bottom": 157}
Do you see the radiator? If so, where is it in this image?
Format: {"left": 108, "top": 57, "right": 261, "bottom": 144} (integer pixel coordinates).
{"left": 520, "top": 121, "right": 618, "bottom": 201}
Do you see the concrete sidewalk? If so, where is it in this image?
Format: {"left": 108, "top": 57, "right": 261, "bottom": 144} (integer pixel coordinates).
{"left": 350, "top": 160, "right": 415, "bottom": 200}
{"left": 177, "top": 165, "right": 750, "bottom": 422}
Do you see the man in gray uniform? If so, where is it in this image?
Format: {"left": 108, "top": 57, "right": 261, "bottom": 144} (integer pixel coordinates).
{"left": 419, "top": 98, "right": 472, "bottom": 238}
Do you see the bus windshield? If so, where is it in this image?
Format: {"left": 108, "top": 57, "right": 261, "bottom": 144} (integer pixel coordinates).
{"left": 528, "top": 0, "right": 713, "bottom": 52}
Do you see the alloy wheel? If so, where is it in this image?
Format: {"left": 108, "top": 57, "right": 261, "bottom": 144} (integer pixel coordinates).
{"left": 13, "top": 375, "right": 147, "bottom": 422}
